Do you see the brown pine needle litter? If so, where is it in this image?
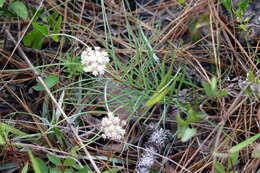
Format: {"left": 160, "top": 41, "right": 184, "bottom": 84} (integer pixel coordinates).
{"left": 0, "top": 0, "right": 260, "bottom": 172}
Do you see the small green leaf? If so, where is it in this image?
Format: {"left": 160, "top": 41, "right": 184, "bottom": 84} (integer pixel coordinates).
{"left": 0, "top": 7, "right": 16, "bottom": 18}
{"left": 23, "top": 27, "right": 46, "bottom": 49}
{"left": 177, "top": 0, "right": 186, "bottom": 4}
{"left": 48, "top": 11, "right": 59, "bottom": 26}
{"left": 181, "top": 128, "right": 196, "bottom": 142}
{"left": 186, "top": 108, "right": 205, "bottom": 123}
{"left": 64, "top": 169, "right": 74, "bottom": 173}
{"left": 23, "top": 22, "right": 48, "bottom": 49}
{"left": 21, "top": 163, "right": 29, "bottom": 173}
{"left": 72, "top": 163, "right": 83, "bottom": 170}
{"left": 33, "top": 75, "right": 58, "bottom": 91}
{"left": 32, "top": 22, "right": 48, "bottom": 36}
{"left": 31, "top": 8, "right": 45, "bottom": 22}
{"left": 28, "top": 151, "right": 42, "bottom": 173}
{"left": 222, "top": 0, "right": 232, "bottom": 14}
{"left": 47, "top": 154, "right": 62, "bottom": 166}
{"left": 76, "top": 167, "right": 90, "bottom": 173}
{"left": 211, "top": 77, "right": 217, "bottom": 91}
{"left": 50, "top": 168, "right": 62, "bottom": 173}
{"left": 8, "top": 1, "right": 28, "bottom": 19}
{"left": 51, "top": 15, "right": 62, "bottom": 42}
{"left": 71, "top": 146, "right": 80, "bottom": 154}
{"left": 239, "top": 24, "right": 248, "bottom": 31}
{"left": 63, "top": 158, "right": 76, "bottom": 167}
{"left": 176, "top": 114, "right": 188, "bottom": 127}
{"left": 237, "top": 0, "right": 249, "bottom": 11}
{"left": 230, "top": 133, "right": 260, "bottom": 153}
{"left": 218, "top": 90, "right": 228, "bottom": 97}
{"left": 36, "top": 158, "right": 48, "bottom": 173}
{"left": 23, "top": 29, "right": 43, "bottom": 48}
{"left": 0, "top": 0, "right": 5, "bottom": 7}
{"left": 234, "top": 10, "right": 242, "bottom": 19}
{"left": 214, "top": 162, "right": 226, "bottom": 173}
{"left": 248, "top": 71, "right": 255, "bottom": 81}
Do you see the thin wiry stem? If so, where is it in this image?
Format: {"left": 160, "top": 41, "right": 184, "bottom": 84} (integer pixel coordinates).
{"left": 5, "top": 30, "right": 101, "bottom": 173}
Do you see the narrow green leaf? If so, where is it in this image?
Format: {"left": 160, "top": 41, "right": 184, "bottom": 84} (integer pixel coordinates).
{"left": 21, "top": 163, "right": 29, "bottom": 173}
{"left": 145, "top": 86, "right": 171, "bottom": 107}
{"left": 211, "top": 77, "right": 217, "bottom": 91}
{"left": 230, "top": 133, "right": 260, "bottom": 153}
{"left": 76, "top": 167, "right": 90, "bottom": 173}
{"left": 214, "top": 162, "right": 226, "bottom": 173}
{"left": 51, "top": 15, "right": 62, "bottom": 42}
{"left": 248, "top": 71, "right": 255, "bottom": 81}
{"left": 47, "top": 154, "right": 62, "bottom": 166}
{"left": 33, "top": 75, "right": 58, "bottom": 91}
{"left": 50, "top": 168, "right": 62, "bottom": 173}
{"left": 145, "top": 69, "right": 180, "bottom": 107}
{"left": 48, "top": 11, "right": 59, "bottom": 26}
{"left": 237, "top": 0, "right": 249, "bottom": 11}
{"left": 36, "top": 158, "right": 48, "bottom": 173}
{"left": 8, "top": 1, "right": 28, "bottom": 19}
{"left": 222, "top": 0, "right": 232, "bottom": 14}
{"left": 227, "top": 151, "right": 239, "bottom": 168}
{"left": 28, "top": 151, "right": 42, "bottom": 173}
{"left": 0, "top": 122, "right": 28, "bottom": 136}
{"left": 63, "top": 158, "right": 76, "bottom": 167}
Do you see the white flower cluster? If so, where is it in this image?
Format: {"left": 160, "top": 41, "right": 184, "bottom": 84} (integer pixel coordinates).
{"left": 81, "top": 47, "right": 110, "bottom": 76}
{"left": 101, "top": 112, "right": 126, "bottom": 140}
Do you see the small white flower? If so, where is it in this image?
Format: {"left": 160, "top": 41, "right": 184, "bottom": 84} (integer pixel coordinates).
{"left": 101, "top": 112, "right": 126, "bottom": 140}
{"left": 81, "top": 47, "right": 110, "bottom": 76}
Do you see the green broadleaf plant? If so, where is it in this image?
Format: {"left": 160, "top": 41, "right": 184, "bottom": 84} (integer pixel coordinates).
{"left": 23, "top": 10, "right": 62, "bottom": 49}
{"left": 0, "top": 0, "right": 28, "bottom": 19}
{"left": 176, "top": 106, "right": 205, "bottom": 142}
{"left": 202, "top": 77, "right": 228, "bottom": 99}
{"left": 47, "top": 154, "right": 62, "bottom": 166}
{"left": 33, "top": 74, "right": 58, "bottom": 91}
{"left": 8, "top": 1, "right": 28, "bottom": 19}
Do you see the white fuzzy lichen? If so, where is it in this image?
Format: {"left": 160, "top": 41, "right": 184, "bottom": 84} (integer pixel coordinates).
{"left": 135, "top": 128, "right": 169, "bottom": 173}
{"left": 101, "top": 112, "right": 126, "bottom": 140}
{"left": 81, "top": 47, "right": 110, "bottom": 76}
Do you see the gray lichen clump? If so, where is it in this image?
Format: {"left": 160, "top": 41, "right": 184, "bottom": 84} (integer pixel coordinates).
{"left": 135, "top": 128, "right": 170, "bottom": 173}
